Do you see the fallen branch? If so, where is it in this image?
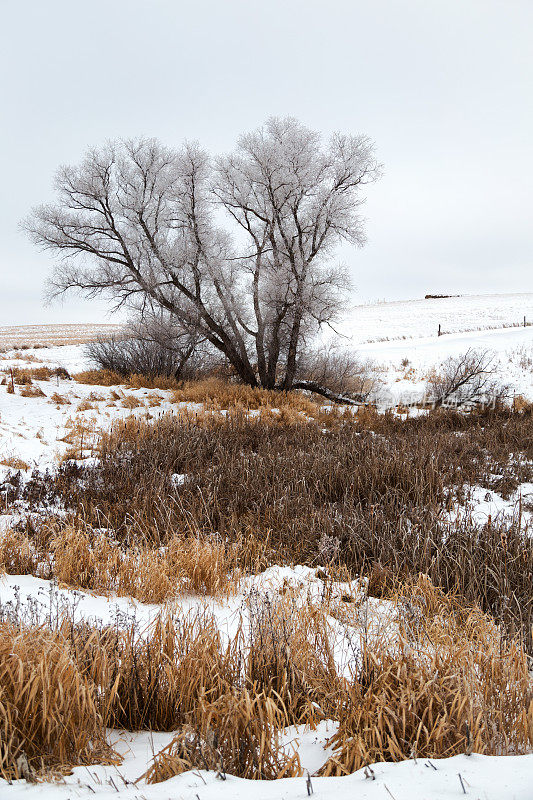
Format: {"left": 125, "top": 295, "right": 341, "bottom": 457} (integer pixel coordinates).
{"left": 291, "top": 380, "right": 359, "bottom": 405}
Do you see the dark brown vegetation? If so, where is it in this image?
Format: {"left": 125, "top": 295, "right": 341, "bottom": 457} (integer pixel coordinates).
{"left": 4, "top": 402, "right": 533, "bottom": 654}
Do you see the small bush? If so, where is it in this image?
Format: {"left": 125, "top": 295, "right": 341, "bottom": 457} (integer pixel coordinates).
{"left": 50, "top": 392, "right": 71, "bottom": 405}
{"left": 20, "top": 384, "right": 46, "bottom": 398}
{"left": 426, "top": 349, "right": 504, "bottom": 408}
{"left": 85, "top": 318, "right": 203, "bottom": 381}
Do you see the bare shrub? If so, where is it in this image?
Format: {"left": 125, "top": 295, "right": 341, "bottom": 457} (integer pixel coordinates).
{"left": 294, "top": 346, "right": 382, "bottom": 403}
{"left": 426, "top": 349, "right": 504, "bottom": 408}
{"left": 86, "top": 316, "right": 208, "bottom": 382}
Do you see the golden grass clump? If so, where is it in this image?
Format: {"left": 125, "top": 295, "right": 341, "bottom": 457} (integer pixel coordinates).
{"left": 73, "top": 369, "right": 124, "bottom": 386}
{"left": 58, "top": 418, "right": 99, "bottom": 461}
{"left": 171, "top": 377, "right": 318, "bottom": 414}
{"left": 0, "top": 529, "right": 37, "bottom": 574}
{"left": 87, "top": 391, "right": 106, "bottom": 402}
{"left": 0, "top": 456, "right": 30, "bottom": 471}
{"left": 38, "top": 523, "right": 240, "bottom": 602}
{"left": 121, "top": 393, "right": 144, "bottom": 409}
{"left": 0, "top": 578, "right": 530, "bottom": 782}
{"left": 20, "top": 384, "right": 46, "bottom": 398}
{"left": 9, "top": 366, "right": 55, "bottom": 384}
{"left": 512, "top": 394, "right": 532, "bottom": 413}
{"left": 74, "top": 371, "right": 320, "bottom": 415}
{"left": 0, "top": 622, "right": 116, "bottom": 780}
{"left": 143, "top": 689, "right": 301, "bottom": 783}
{"left": 320, "top": 576, "right": 533, "bottom": 775}
{"left": 76, "top": 399, "right": 94, "bottom": 412}
{"left": 127, "top": 373, "right": 184, "bottom": 390}
{"left": 50, "top": 391, "right": 71, "bottom": 405}
{"left": 78, "top": 612, "right": 241, "bottom": 732}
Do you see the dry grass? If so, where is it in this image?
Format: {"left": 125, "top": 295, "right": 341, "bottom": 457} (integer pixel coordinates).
{"left": 20, "top": 384, "right": 46, "bottom": 398}
{"left": 2, "top": 387, "right": 533, "bottom": 782}
{"left": 14, "top": 404, "right": 532, "bottom": 653}
{"left": 0, "top": 577, "right": 530, "bottom": 781}
{"left": 76, "top": 399, "right": 94, "bottom": 412}
{"left": 121, "top": 393, "right": 144, "bottom": 409}
{"left": 7, "top": 366, "right": 55, "bottom": 384}
{"left": 74, "top": 371, "right": 320, "bottom": 414}
{"left": 143, "top": 690, "right": 300, "bottom": 782}
{"left": 74, "top": 369, "right": 131, "bottom": 386}
{"left": 0, "top": 456, "right": 30, "bottom": 471}
{"left": 57, "top": 418, "right": 100, "bottom": 461}
{"left": 0, "top": 528, "right": 37, "bottom": 574}
{"left": 170, "top": 377, "right": 318, "bottom": 414}
{"left": 141, "top": 581, "right": 533, "bottom": 782}
{"left": 321, "top": 578, "right": 533, "bottom": 773}
{"left": 50, "top": 391, "right": 71, "bottom": 405}
{"left": 0, "top": 622, "right": 116, "bottom": 780}
{"left": 0, "top": 523, "right": 243, "bottom": 602}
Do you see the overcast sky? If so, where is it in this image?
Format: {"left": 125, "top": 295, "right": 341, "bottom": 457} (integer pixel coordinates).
{"left": 1, "top": 0, "right": 531, "bottom": 324}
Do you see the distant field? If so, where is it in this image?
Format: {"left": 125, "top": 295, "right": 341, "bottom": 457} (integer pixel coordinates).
{"left": 0, "top": 323, "right": 120, "bottom": 349}
{"left": 341, "top": 292, "right": 533, "bottom": 344}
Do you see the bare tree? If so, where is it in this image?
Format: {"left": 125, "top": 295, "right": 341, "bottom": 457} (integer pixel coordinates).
{"left": 25, "top": 118, "right": 381, "bottom": 390}
{"left": 426, "top": 349, "right": 504, "bottom": 408}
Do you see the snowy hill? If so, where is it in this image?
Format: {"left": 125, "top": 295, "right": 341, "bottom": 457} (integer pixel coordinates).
{"left": 341, "top": 292, "right": 533, "bottom": 344}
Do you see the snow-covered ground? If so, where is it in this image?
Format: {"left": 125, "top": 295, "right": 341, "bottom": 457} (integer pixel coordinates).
{"left": 0, "top": 325, "right": 532, "bottom": 528}
{"left": 445, "top": 483, "right": 533, "bottom": 532}
{"left": 0, "top": 345, "right": 203, "bottom": 474}
{"left": 342, "top": 292, "right": 533, "bottom": 344}
{"left": 357, "top": 325, "right": 533, "bottom": 407}
{"left": 4, "top": 744, "right": 532, "bottom": 800}
{"left": 1, "top": 321, "right": 533, "bottom": 473}
{"left": 0, "top": 323, "right": 120, "bottom": 349}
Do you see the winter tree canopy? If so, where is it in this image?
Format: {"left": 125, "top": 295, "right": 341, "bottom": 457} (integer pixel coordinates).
{"left": 27, "top": 117, "right": 381, "bottom": 390}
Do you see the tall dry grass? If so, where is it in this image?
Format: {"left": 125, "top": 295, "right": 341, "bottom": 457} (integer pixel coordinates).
{"left": 0, "top": 578, "right": 531, "bottom": 781}
{"left": 322, "top": 577, "right": 533, "bottom": 774}
{"left": 73, "top": 371, "right": 319, "bottom": 413}
{"left": 0, "top": 622, "right": 116, "bottom": 780}
{"left": 0, "top": 523, "right": 244, "bottom": 602}
{"left": 142, "top": 689, "right": 300, "bottom": 783}
{"left": 9, "top": 404, "right": 533, "bottom": 652}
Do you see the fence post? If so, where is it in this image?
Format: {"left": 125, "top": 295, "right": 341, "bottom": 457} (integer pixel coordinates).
{"left": 438, "top": 324, "right": 441, "bottom": 337}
